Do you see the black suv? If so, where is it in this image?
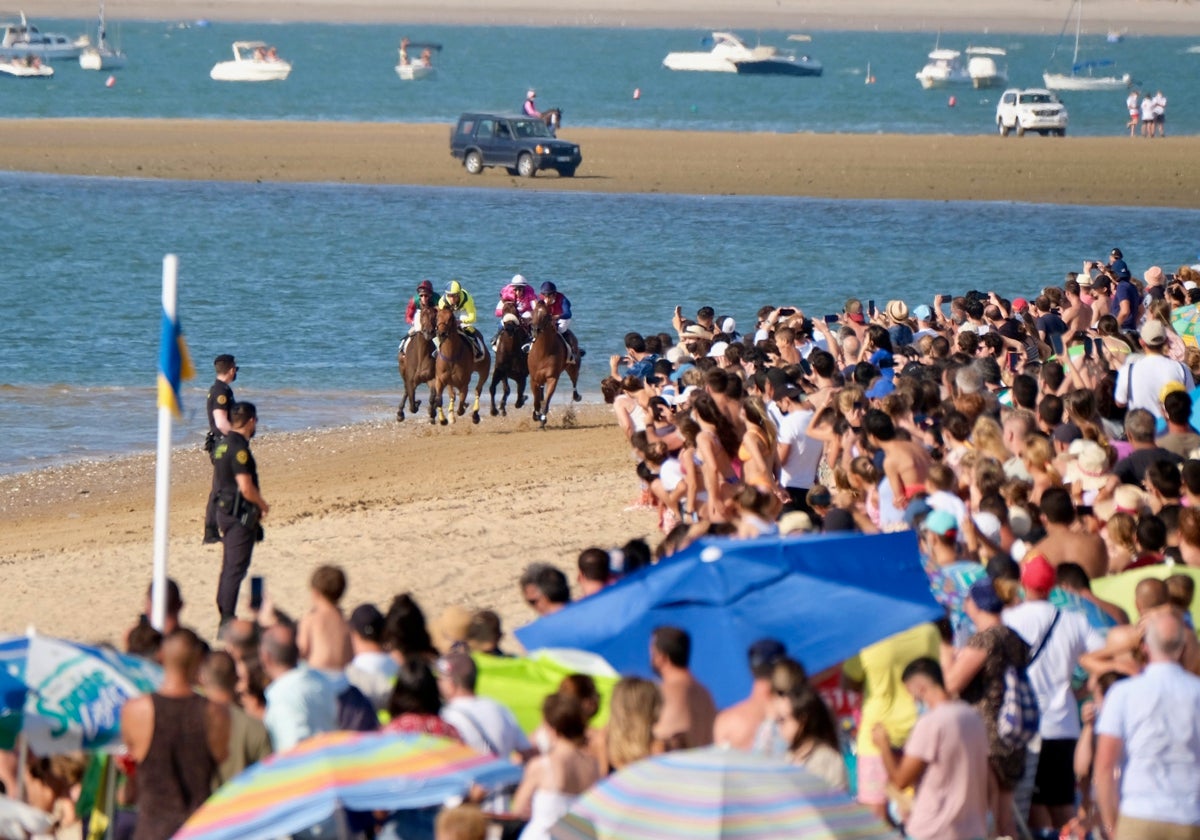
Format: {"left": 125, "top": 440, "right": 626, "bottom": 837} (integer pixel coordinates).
{"left": 450, "top": 112, "right": 582, "bottom": 178}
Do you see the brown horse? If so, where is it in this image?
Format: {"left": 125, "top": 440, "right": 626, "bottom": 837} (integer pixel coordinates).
{"left": 489, "top": 304, "right": 529, "bottom": 416}
{"left": 397, "top": 305, "right": 436, "bottom": 421}
{"left": 432, "top": 308, "right": 491, "bottom": 425}
{"left": 527, "top": 302, "right": 581, "bottom": 428}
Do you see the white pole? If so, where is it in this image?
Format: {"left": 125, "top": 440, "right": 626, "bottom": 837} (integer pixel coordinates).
{"left": 150, "top": 254, "right": 178, "bottom": 632}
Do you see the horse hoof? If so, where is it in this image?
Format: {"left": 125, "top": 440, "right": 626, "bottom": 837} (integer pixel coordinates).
{"left": 516, "top": 397, "right": 527, "bottom": 409}
{"left": 414, "top": 400, "right": 422, "bottom": 412}
{"left": 473, "top": 412, "right": 481, "bottom": 424}
{"left": 490, "top": 408, "right": 499, "bottom": 417}
{"left": 572, "top": 392, "right": 581, "bottom": 402}
{"left": 440, "top": 418, "right": 449, "bottom": 426}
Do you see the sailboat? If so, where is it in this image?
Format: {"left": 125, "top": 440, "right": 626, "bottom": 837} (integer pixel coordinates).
{"left": 78, "top": 0, "right": 126, "bottom": 70}
{"left": 1043, "top": 0, "right": 1129, "bottom": 91}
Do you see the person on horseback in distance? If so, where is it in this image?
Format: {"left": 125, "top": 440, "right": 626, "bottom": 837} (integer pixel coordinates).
{"left": 538, "top": 281, "right": 581, "bottom": 364}
{"left": 523, "top": 89, "right": 541, "bottom": 118}
{"left": 438, "top": 280, "right": 487, "bottom": 359}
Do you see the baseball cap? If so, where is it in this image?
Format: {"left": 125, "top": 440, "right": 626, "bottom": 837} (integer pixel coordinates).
{"left": 913, "top": 304, "right": 932, "bottom": 321}
{"left": 1021, "top": 555, "right": 1057, "bottom": 593}
{"left": 748, "top": 638, "right": 788, "bottom": 669}
{"left": 1140, "top": 319, "right": 1166, "bottom": 347}
{"left": 707, "top": 341, "right": 729, "bottom": 358}
{"left": 720, "top": 317, "right": 737, "bottom": 334}
{"left": 778, "top": 385, "right": 806, "bottom": 403}
{"left": 1110, "top": 248, "right": 1123, "bottom": 259}
{"left": 349, "top": 604, "right": 385, "bottom": 641}
{"left": 922, "top": 509, "right": 958, "bottom": 538}
{"left": 1012, "top": 297, "right": 1029, "bottom": 313}
{"left": 968, "top": 578, "right": 1004, "bottom": 614}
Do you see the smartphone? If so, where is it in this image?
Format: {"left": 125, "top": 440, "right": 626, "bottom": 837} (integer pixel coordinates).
{"left": 823, "top": 314, "right": 840, "bottom": 323}
{"left": 867, "top": 299, "right": 876, "bottom": 317}
{"left": 777, "top": 307, "right": 796, "bottom": 317}
{"left": 1076, "top": 505, "right": 1094, "bottom": 518}
{"left": 1006, "top": 351, "right": 1020, "bottom": 372}
{"left": 249, "top": 576, "right": 264, "bottom": 611}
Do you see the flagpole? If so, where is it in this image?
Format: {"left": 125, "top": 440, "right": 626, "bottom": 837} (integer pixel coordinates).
{"left": 151, "top": 254, "right": 178, "bottom": 632}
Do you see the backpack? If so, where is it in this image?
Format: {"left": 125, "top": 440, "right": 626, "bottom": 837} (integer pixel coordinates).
{"left": 996, "top": 611, "right": 1060, "bottom": 750}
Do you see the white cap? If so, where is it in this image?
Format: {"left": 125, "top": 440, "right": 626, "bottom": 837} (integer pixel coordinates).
{"left": 707, "top": 341, "right": 729, "bottom": 358}
{"left": 511, "top": 274, "right": 527, "bottom": 286}
{"left": 527, "top": 89, "right": 536, "bottom": 98}
{"left": 720, "top": 317, "right": 736, "bottom": 333}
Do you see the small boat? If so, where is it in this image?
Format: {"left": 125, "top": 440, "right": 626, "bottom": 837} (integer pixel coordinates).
{"left": 1106, "top": 29, "right": 1124, "bottom": 44}
{"left": 663, "top": 31, "right": 822, "bottom": 77}
{"left": 0, "top": 12, "right": 86, "bottom": 60}
{"left": 965, "top": 46, "right": 1007, "bottom": 89}
{"left": 78, "top": 0, "right": 126, "bottom": 71}
{"left": 0, "top": 54, "right": 54, "bottom": 77}
{"left": 915, "top": 48, "right": 970, "bottom": 89}
{"left": 395, "top": 37, "right": 439, "bottom": 80}
{"left": 210, "top": 41, "right": 291, "bottom": 82}
{"left": 1043, "top": 0, "right": 1130, "bottom": 91}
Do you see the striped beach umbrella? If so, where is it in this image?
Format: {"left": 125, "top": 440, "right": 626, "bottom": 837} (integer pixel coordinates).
{"left": 552, "top": 747, "right": 899, "bottom": 840}
{"left": 173, "top": 730, "right": 523, "bottom": 840}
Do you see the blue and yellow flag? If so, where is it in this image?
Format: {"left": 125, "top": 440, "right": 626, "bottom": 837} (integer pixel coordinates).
{"left": 157, "top": 307, "right": 195, "bottom": 417}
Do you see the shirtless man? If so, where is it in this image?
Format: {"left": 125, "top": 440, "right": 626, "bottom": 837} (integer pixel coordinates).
{"left": 1060, "top": 279, "right": 1093, "bottom": 337}
{"left": 296, "top": 564, "right": 353, "bottom": 672}
{"left": 712, "top": 639, "right": 787, "bottom": 751}
{"left": 1032, "top": 488, "right": 1109, "bottom": 580}
{"left": 650, "top": 626, "right": 717, "bottom": 748}
{"left": 863, "top": 409, "right": 930, "bottom": 509}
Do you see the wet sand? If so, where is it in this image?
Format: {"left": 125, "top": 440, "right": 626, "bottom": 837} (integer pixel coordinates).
{"left": 3, "top": 119, "right": 1199, "bottom": 207}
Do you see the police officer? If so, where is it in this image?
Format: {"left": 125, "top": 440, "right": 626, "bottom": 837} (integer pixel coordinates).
{"left": 204, "top": 354, "right": 238, "bottom": 544}
{"left": 212, "top": 401, "right": 268, "bottom": 625}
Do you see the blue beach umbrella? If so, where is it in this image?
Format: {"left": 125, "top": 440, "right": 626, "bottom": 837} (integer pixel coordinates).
{"left": 0, "top": 633, "right": 161, "bottom": 754}
{"left": 516, "top": 532, "right": 943, "bottom": 708}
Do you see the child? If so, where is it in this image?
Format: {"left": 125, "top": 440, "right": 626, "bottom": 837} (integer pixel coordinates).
{"left": 297, "top": 565, "right": 354, "bottom": 672}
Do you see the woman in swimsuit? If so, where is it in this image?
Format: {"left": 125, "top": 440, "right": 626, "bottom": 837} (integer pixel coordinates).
{"left": 691, "top": 392, "right": 742, "bottom": 522}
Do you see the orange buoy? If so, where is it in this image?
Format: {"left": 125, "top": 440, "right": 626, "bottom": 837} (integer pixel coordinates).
{"left": 105, "top": 75, "right": 116, "bottom": 88}
{"left": 948, "top": 95, "right": 957, "bottom": 107}
{"left": 633, "top": 87, "right": 641, "bottom": 100}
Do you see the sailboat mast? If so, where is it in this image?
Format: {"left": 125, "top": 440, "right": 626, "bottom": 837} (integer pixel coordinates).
{"left": 1072, "top": 0, "right": 1081, "bottom": 67}
{"left": 97, "top": 0, "right": 106, "bottom": 47}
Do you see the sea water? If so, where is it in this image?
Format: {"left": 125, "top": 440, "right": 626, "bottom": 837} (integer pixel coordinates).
{"left": 3, "top": 21, "right": 1197, "bottom": 136}
{"left": 2, "top": 170, "right": 1199, "bottom": 473}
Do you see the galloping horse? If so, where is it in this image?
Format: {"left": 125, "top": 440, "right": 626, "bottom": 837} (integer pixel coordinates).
{"left": 432, "top": 307, "right": 491, "bottom": 425}
{"left": 397, "top": 305, "right": 436, "bottom": 421}
{"left": 527, "top": 301, "right": 581, "bottom": 428}
{"left": 490, "top": 302, "right": 529, "bottom": 417}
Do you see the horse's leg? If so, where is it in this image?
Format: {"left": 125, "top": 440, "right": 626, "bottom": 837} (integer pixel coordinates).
{"left": 568, "top": 360, "right": 582, "bottom": 402}
{"left": 489, "top": 365, "right": 501, "bottom": 417}
{"left": 432, "top": 378, "right": 447, "bottom": 425}
{"left": 540, "top": 374, "right": 560, "bottom": 429}
{"left": 515, "top": 373, "right": 527, "bottom": 410}
{"left": 531, "top": 374, "right": 543, "bottom": 423}
{"left": 471, "top": 360, "right": 488, "bottom": 424}
{"left": 397, "top": 353, "right": 406, "bottom": 421}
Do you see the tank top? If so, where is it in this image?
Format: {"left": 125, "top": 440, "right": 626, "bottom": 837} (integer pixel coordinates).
{"left": 133, "top": 694, "right": 216, "bottom": 840}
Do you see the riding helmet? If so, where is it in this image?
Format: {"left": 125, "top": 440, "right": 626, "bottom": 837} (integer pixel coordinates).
{"left": 445, "top": 280, "right": 462, "bottom": 296}
{"left": 540, "top": 281, "right": 557, "bottom": 294}
{"left": 417, "top": 279, "right": 434, "bottom": 294}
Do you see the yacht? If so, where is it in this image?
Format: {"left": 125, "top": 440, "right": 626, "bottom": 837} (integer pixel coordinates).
{"left": 395, "top": 38, "right": 439, "bottom": 80}
{"left": 0, "top": 12, "right": 86, "bottom": 60}
{"left": 78, "top": 0, "right": 126, "bottom": 71}
{"left": 915, "top": 48, "right": 970, "bottom": 89}
{"left": 966, "top": 47, "right": 1007, "bottom": 89}
{"left": 0, "top": 55, "right": 54, "bottom": 76}
{"left": 663, "top": 31, "right": 822, "bottom": 77}
{"left": 210, "top": 41, "right": 291, "bottom": 81}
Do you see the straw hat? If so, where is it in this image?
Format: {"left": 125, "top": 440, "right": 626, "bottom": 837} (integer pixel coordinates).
{"left": 1063, "top": 440, "right": 1110, "bottom": 492}
{"left": 430, "top": 605, "right": 474, "bottom": 653}
{"left": 1094, "top": 485, "right": 1149, "bottom": 521}
{"left": 886, "top": 300, "right": 909, "bottom": 322}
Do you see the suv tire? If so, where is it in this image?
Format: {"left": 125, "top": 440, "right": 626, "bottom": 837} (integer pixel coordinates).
{"left": 1016, "top": 124, "right": 1026, "bottom": 137}
{"left": 517, "top": 153, "right": 537, "bottom": 178}
{"left": 998, "top": 121, "right": 1010, "bottom": 137}
{"left": 464, "top": 151, "right": 484, "bottom": 175}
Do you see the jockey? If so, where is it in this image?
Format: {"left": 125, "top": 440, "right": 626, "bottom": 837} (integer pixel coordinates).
{"left": 405, "top": 279, "right": 437, "bottom": 330}
{"left": 539, "top": 281, "right": 582, "bottom": 364}
{"left": 439, "top": 279, "right": 486, "bottom": 358}
{"left": 495, "top": 274, "right": 539, "bottom": 321}
{"left": 523, "top": 89, "right": 541, "bottom": 119}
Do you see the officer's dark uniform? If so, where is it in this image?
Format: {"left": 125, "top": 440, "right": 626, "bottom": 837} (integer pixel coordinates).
{"left": 203, "top": 379, "right": 235, "bottom": 542}
{"left": 212, "top": 430, "right": 258, "bottom": 621}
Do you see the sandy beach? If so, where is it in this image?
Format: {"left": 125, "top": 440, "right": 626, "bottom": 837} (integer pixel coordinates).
{"left": 12, "top": 0, "right": 1200, "bottom": 35}
{"left": 3, "top": 119, "right": 1200, "bottom": 208}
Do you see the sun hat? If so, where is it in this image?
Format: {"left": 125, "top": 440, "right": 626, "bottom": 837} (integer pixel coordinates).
{"left": 510, "top": 274, "right": 528, "bottom": 286}
{"left": 969, "top": 578, "right": 1004, "bottom": 614}
{"left": 1144, "top": 266, "right": 1164, "bottom": 285}
{"left": 1063, "top": 439, "right": 1110, "bottom": 491}
{"left": 1094, "top": 484, "right": 1149, "bottom": 521}
{"left": 683, "top": 324, "right": 709, "bottom": 338}
{"left": 430, "top": 605, "right": 474, "bottom": 654}
{"left": 778, "top": 512, "right": 815, "bottom": 536}
{"left": 1078, "top": 274, "right": 1094, "bottom": 288}
{"left": 1021, "top": 555, "right": 1057, "bottom": 593}
{"left": 1139, "top": 319, "right": 1167, "bottom": 347}
{"left": 886, "top": 300, "right": 909, "bottom": 322}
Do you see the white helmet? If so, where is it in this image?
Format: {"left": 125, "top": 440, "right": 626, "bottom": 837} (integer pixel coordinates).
{"left": 511, "top": 274, "right": 528, "bottom": 286}
{"left": 526, "top": 89, "right": 537, "bottom": 98}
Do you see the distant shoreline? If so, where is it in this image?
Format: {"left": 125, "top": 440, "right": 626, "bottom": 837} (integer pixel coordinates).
{"left": 10, "top": 0, "right": 1200, "bottom": 36}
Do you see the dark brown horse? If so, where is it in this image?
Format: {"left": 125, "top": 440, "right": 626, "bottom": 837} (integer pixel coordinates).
{"left": 432, "top": 308, "right": 491, "bottom": 425}
{"left": 397, "top": 305, "right": 436, "bottom": 421}
{"left": 489, "top": 304, "right": 529, "bottom": 417}
{"left": 527, "top": 302, "right": 580, "bottom": 428}
{"left": 541, "top": 107, "right": 562, "bottom": 135}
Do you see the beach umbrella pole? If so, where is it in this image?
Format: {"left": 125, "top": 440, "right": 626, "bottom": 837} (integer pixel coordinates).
{"left": 151, "top": 255, "right": 180, "bottom": 632}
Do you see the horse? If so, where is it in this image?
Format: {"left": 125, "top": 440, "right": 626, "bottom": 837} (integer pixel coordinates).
{"left": 397, "top": 305, "right": 436, "bottom": 421}
{"left": 489, "top": 303, "right": 529, "bottom": 417}
{"left": 541, "top": 107, "right": 562, "bottom": 136}
{"left": 431, "top": 308, "right": 491, "bottom": 425}
{"left": 527, "top": 301, "right": 582, "bottom": 428}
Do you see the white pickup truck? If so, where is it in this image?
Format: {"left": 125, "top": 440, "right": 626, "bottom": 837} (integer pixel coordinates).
{"left": 995, "top": 88, "right": 1069, "bottom": 136}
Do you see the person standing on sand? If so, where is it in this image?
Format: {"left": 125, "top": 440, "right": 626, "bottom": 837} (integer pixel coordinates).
{"left": 1126, "top": 90, "right": 1139, "bottom": 137}
{"left": 204, "top": 354, "right": 237, "bottom": 544}
{"left": 121, "top": 629, "right": 230, "bottom": 840}
{"left": 650, "top": 626, "right": 717, "bottom": 748}
{"left": 1152, "top": 89, "right": 1166, "bottom": 138}
{"left": 212, "top": 402, "right": 269, "bottom": 627}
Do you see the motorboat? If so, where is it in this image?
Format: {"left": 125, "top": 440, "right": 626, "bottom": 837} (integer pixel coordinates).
{"left": 395, "top": 37, "right": 439, "bottom": 80}
{"left": 1043, "top": 0, "right": 1130, "bottom": 90}
{"left": 915, "top": 48, "right": 970, "bottom": 89}
{"left": 0, "top": 55, "right": 54, "bottom": 77}
{"left": 965, "top": 46, "right": 1007, "bottom": 89}
{"left": 78, "top": 0, "right": 126, "bottom": 70}
{"left": 210, "top": 41, "right": 291, "bottom": 81}
{"left": 0, "top": 12, "right": 86, "bottom": 60}
{"left": 662, "top": 31, "right": 822, "bottom": 77}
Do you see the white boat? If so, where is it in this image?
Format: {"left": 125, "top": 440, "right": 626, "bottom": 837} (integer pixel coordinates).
{"left": 965, "top": 46, "right": 1007, "bottom": 89}
{"left": 0, "top": 12, "right": 86, "bottom": 60}
{"left": 395, "top": 38, "right": 439, "bottom": 80}
{"left": 210, "top": 41, "right": 291, "bottom": 82}
{"left": 0, "top": 55, "right": 53, "bottom": 77}
{"left": 915, "top": 48, "right": 970, "bottom": 89}
{"left": 663, "top": 31, "right": 822, "bottom": 77}
{"left": 78, "top": 0, "right": 125, "bottom": 70}
{"left": 1043, "top": 0, "right": 1130, "bottom": 91}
